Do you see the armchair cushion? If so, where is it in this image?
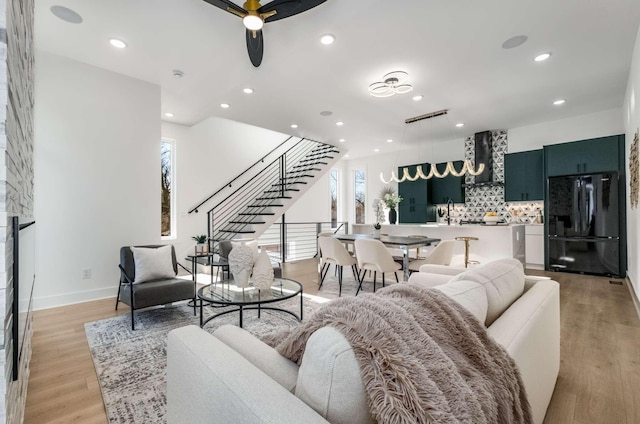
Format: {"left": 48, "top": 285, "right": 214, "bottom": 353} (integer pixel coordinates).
{"left": 119, "top": 278, "right": 194, "bottom": 309}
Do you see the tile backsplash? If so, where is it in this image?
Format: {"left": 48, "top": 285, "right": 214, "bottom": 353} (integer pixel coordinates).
{"left": 434, "top": 130, "right": 544, "bottom": 224}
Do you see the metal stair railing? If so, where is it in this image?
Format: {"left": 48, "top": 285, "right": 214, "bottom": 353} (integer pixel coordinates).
{"left": 203, "top": 138, "right": 339, "bottom": 246}
{"left": 188, "top": 136, "right": 298, "bottom": 214}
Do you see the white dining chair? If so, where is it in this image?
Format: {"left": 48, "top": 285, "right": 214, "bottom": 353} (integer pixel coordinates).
{"left": 408, "top": 240, "right": 456, "bottom": 272}
{"left": 318, "top": 236, "right": 357, "bottom": 296}
{"left": 354, "top": 239, "right": 401, "bottom": 295}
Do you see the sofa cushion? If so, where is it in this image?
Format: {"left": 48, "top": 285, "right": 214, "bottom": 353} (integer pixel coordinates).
{"left": 130, "top": 245, "right": 176, "bottom": 284}
{"left": 433, "top": 280, "right": 488, "bottom": 323}
{"left": 296, "top": 327, "right": 374, "bottom": 424}
{"left": 449, "top": 258, "right": 525, "bottom": 326}
{"left": 213, "top": 325, "right": 299, "bottom": 392}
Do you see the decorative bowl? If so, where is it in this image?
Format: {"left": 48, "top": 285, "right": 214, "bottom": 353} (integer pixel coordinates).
{"left": 483, "top": 215, "right": 500, "bottom": 225}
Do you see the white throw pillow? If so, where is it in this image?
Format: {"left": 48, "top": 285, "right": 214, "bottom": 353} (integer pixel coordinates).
{"left": 131, "top": 245, "right": 176, "bottom": 284}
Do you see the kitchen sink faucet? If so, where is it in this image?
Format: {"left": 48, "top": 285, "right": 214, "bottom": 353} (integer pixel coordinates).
{"left": 446, "top": 198, "right": 455, "bottom": 225}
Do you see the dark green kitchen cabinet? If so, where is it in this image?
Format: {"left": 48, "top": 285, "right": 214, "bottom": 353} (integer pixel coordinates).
{"left": 504, "top": 150, "right": 543, "bottom": 201}
{"left": 429, "top": 161, "right": 465, "bottom": 204}
{"left": 545, "top": 135, "right": 621, "bottom": 177}
{"left": 398, "top": 164, "right": 429, "bottom": 223}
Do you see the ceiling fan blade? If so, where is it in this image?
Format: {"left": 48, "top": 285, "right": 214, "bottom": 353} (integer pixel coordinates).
{"left": 201, "top": 0, "right": 247, "bottom": 17}
{"left": 246, "top": 29, "right": 264, "bottom": 67}
{"left": 258, "top": 0, "right": 327, "bottom": 23}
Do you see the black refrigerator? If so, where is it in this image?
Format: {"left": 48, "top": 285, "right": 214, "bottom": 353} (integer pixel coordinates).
{"left": 547, "top": 172, "right": 621, "bottom": 276}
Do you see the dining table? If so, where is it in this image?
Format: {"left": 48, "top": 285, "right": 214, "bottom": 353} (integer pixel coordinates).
{"left": 332, "top": 233, "right": 441, "bottom": 281}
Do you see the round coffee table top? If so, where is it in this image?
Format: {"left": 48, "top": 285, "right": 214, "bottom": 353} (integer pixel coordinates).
{"left": 197, "top": 277, "right": 302, "bottom": 307}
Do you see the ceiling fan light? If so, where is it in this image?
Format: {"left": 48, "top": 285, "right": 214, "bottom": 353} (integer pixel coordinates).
{"left": 383, "top": 71, "right": 409, "bottom": 84}
{"left": 243, "top": 14, "right": 263, "bottom": 30}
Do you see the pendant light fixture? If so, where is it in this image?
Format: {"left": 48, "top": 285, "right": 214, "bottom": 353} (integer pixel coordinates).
{"left": 379, "top": 109, "right": 485, "bottom": 183}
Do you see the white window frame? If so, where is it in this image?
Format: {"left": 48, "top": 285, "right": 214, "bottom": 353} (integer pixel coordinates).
{"left": 161, "top": 139, "right": 177, "bottom": 240}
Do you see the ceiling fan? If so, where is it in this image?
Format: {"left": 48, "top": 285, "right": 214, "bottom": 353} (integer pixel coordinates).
{"left": 202, "top": 0, "right": 327, "bottom": 67}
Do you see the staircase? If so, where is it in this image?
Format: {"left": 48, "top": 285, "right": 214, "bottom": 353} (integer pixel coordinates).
{"left": 190, "top": 137, "right": 343, "bottom": 244}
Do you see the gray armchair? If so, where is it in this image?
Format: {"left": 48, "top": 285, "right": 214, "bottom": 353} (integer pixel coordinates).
{"left": 116, "top": 245, "right": 195, "bottom": 330}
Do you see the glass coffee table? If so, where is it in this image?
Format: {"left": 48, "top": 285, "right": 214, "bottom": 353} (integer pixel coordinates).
{"left": 197, "top": 277, "right": 303, "bottom": 328}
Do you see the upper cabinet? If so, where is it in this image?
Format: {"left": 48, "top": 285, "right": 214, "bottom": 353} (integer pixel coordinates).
{"left": 429, "top": 161, "right": 465, "bottom": 204}
{"left": 504, "top": 150, "right": 543, "bottom": 201}
{"left": 545, "top": 135, "right": 621, "bottom": 176}
{"left": 398, "top": 164, "right": 429, "bottom": 223}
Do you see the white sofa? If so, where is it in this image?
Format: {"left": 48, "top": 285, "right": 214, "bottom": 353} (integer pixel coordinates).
{"left": 167, "top": 259, "right": 560, "bottom": 424}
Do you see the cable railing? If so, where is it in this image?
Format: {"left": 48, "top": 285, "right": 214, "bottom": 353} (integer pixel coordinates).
{"left": 188, "top": 136, "right": 298, "bottom": 214}
{"left": 258, "top": 221, "right": 349, "bottom": 263}
{"left": 206, "top": 139, "right": 340, "bottom": 243}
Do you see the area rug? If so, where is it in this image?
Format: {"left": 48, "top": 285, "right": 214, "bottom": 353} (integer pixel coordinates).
{"left": 85, "top": 295, "right": 326, "bottom": 424}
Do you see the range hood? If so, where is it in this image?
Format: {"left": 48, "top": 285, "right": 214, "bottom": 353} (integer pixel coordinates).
{"left": 474, "top": 131, "right": 492, "bottom": 183}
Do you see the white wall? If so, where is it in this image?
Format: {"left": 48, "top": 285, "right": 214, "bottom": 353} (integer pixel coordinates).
{"left": 508, "top": 108, "right": 624, "bottom": 152}
{"left": 624, "top": 26, "right": 640, "bottom": 297}
{"left": 34, "top": 51, "right": 161, "bottom": 309}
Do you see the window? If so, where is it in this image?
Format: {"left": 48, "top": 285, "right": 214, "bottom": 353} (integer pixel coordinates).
{"left": 354, "top": 170, "right": 365, "bottom": 224}
{"left": 330, "top": 170, "right": 339, "bottom": 226}
{"left": 161, "top": 140, "right": 176, "bottom": 238}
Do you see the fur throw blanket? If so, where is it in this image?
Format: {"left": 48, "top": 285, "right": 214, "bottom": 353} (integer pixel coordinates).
{"left": 264, "top": 282, "right": 532, "bottom": 424}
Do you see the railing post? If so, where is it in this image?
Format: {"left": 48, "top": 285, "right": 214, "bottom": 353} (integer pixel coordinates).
{"left": 279, "top": 154, "right": 285, "bottom": 197}
{"left": 207, "top": 211, "right": 212, "bottom": 252}
{"left": 316, "top": 222, "right": 322, "bottom": 257}
{"left": 281, "top": 213, "right": 287, "bottom": 263}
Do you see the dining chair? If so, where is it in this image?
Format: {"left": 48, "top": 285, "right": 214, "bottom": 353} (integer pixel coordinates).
{"left": 408, "top": 239, "right": 456, "bottom": 272}
{"left": 318, "top": 236, "right": 357, "bottom": 296}
{"left": 354, "top": 239, "right": 401, "bottom": 295}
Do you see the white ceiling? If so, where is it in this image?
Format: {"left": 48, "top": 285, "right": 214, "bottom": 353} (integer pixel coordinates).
{"left": 35, "top": 0, "right": 640, "bottom": 159}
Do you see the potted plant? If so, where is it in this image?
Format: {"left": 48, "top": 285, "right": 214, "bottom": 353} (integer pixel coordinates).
{"left": 379, "top": 186, "right": 403, "bottom": 224}
{"left": 192, "top": 234, "right": 208, "bottom": 255}
{"left": 373, "top": 222, "right": 382, "bottom": 238}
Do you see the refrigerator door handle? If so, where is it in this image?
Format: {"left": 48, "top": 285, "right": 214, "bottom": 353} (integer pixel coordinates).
{"left": 548, "top": 235, "right": 620, "bottom": 241}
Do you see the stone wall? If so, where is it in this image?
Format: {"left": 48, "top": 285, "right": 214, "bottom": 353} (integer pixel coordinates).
{"left": 0, "top": 0, "right": 35, "bottom": 422}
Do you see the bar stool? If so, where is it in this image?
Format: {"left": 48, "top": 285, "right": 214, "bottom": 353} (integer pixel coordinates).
{"left": 455, "top": 236, "right": 479, "bottom": 268}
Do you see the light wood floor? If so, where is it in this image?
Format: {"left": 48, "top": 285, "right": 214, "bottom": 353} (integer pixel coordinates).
{"left": 24, "top": 260, "right": 640, "bottom": 424}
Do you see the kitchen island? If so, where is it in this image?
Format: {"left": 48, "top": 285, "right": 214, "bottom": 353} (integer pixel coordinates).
{"left": 352, "top": 223, "right": 525, "bottom": 267}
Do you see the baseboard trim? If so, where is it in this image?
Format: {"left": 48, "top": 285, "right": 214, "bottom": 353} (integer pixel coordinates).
{"left": 625, "top": 275, "right": 640, "bottom": 321}
{"left": 32, "top": 286, "right": 118, "bottom": 311}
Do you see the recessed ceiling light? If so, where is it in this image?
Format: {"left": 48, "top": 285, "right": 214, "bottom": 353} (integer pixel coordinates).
{"left": 501, "top": 35, "right": 528, "bottom": 49}
{"left": 220, "top": 103, "right": 230, "bottom": 108}
{"left": 456, "top": 123, "right": 464, "bottom": 128}
{"left": 164, "top": 112, "right": 174, "bottom": 118}
{"left": 387, "top": 139, "right": 393, "bottom": 143}
{"left": 320, "top": 110, "right": 333, "bottom": 116}
{"left": 243, "top": 88, "right": 253, "bottom": 94}
{"left": 534, "top": 53, "right": 551, "bottom": 62}
{"left": 339, "top": 138, "right": 345, "bottom": 142}
{"left": 109, "top": 38, "right": 127, "bottom": 49}
{"left": 374, "top": 149, "right": 380, "bottom": 152}
{"left": 553, "top": 99, "right": 566, "bottom": 105}
{"left": 412, "top": 95, "right": 423, "bottom": 101}
{"left": 290, "top": 124, "right": 298, "bottom": 129}
{"left": 172, "top": 70, "right": 184, "bottom": 78}
{"left": 50, "top": 5, "right": 83, "bottom": 24}
{"left": 336, "top": 121, "right": 344, "bottom": 126}
{"left": 320, "top": 34, "right": 335, "bottom": 45}
{"left": 344, "top": 154, "right": 350, "bottom": 158}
